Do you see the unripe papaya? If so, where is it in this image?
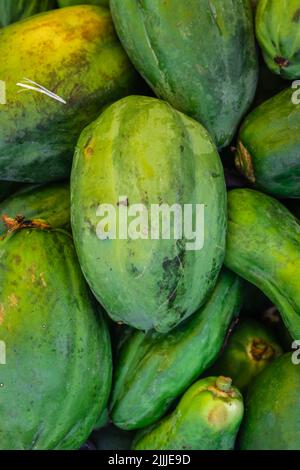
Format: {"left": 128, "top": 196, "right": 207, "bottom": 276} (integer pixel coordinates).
{"left": 225, "top": 189, "right": 300, "bottom": 341}
{"left": 256, "top": 0, "right": 300, "bottom": 80}
{"left": 110, "top": 0, "right": 258, "bottom": 149}
{"left": 0, "top": 224, "right": 112, "bottom": 449}
{"left": 133, "top": 376, "right": 244, "bottom": 450}
{"left": 59, "top": 0, "right": 109, "bottom": 7}
{"left": 208, "top": 318, "right": 282, "bottom": 391}
{"left": 110, "top": 269, "right": 244, "bottom": 430}
{"left": 0, "top": 182, "right": 70, "bottom": 235}
{"left": 71, "top": 95, "right": 227, "bottom": 333}
{"left": 0, "top": 6, "right": 138, "bottom": 183}
{"left": 0, "top": 0, "right": 55, "bottom": 27}
{"left": 240, "top": 353, "right": 300, "bottom": 449}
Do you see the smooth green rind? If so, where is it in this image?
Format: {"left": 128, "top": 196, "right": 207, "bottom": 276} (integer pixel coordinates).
{"left": 0, "top": 229, "right": 112, "bottom": 450}
{"left": 0, "top": 182, "right": 70, "bottom": 235}
{"left": 59, "top": 0, "right": 109, "bottom": 7}
{"left": 133, "top": 377, "right": 244, "bottom": 450}
{"left": 235, "top": 87, "right": 300, "bottom": 198}
{"left": 110, "top": 270, "right": 244, "bottom": 430}
{"left": 256, "top": 0, "right": 300, "bottom": 79}
{"left": 240, "top": 353, "right": 300, "bottom": 449}
{"left": 208, "top": 318, "right": 282, "bottom": 391}
{"left": 225, "top": 189, "right": 300, "bottom": 340}
{"left": 71, "top": 95, "right": 227, "bottom": 333}
{"left": 110, "top": 0, "right": 258, "bottom": 148}
{"left": 0, "top": 0, "right": 55, "bottom": 27}
{"left": 0, "top": 6, "right": 138, "bottom": 183}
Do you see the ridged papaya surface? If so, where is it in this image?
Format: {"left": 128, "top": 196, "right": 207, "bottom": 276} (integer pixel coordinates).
{"left": 0, "top": 6, "right": 138, "bottom": 183}
{"left": 0, "top": 0, "right": 55, "bottom": 27}
{"left": 256, "top": 0, "right": 300, "bottom": 79}
{"left": 235, "top": 87, "right": 300, "bottom": 198}
{"left": 225, "top": 189, "right": 300, "bottom": 341}
{"left": 71, "top": 95, "right": 227, "bottom": 333}
{"left": 0, "top": 182, "right": 70, "bottom": 235}
{"left": 110, "top": 270, "right": 244, "bottom": 430}
{"left": 0, "top": 227, "right": 112, "bottom": 450}
{"left": 110, "top": 0, "right": 258, "bottom": 148}
{"left": 133, "top": 377, "right": 244, "bottom": 450}
{"left": 240, "top": 354, "right": 300, "bottom": 449}
{"left": 59, "top": 0, "right": 109, "bottom": 7}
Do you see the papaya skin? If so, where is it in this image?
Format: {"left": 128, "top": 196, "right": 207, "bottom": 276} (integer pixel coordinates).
{"left": 110, "top": 270, "right": 244, "bottom": 430}
{"left": 0, "top": 0, "right": 55, "bottom": 27}
{"left": 71, "top": 95, "right": 227, "bottom": 333}
{"left": 132, "top": 377, "right": 244, "bottom": 450}
{"left": 256, "top": 0, "right": 300, "bottom": 80}
{"left": 240, "top": 353, "right": 300, "bottom": 450}
{"left": 0, "top": 6, "right": 138, "bottom": 183}
{"left": 225, "top": 189, "right": 300, "bottom": 340}
{"left": 235, "top": 87, "right": 300, "bottom": 198}
{"left": 59, "top": 0, "right": 109, "bottom": 7}
{"left": 0, "top": 227, "right": 112, "bottom": 450}
{"left": 110, "top": 0, "right": 258, "bottom": 149}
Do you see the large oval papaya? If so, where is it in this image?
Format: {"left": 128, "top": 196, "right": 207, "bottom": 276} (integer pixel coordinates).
{"left": 110, "top": 269, "right": 244, "bottom": 430}
{"left": 235, "top": 87, "right": 300, "bottom": 198}
{"left": 0, "top": 6, "right": 138, "bottom": 183}
{"left": 225, "top": 189, "right": 300, "bottom": 341}
{"left": 71, "top": 95, "right": 227, "bottom": 333}
{"left": 256, "top": 0, "right": 300, "bottom": 80}
{"left": 0, "top": 0, "right": 55, "bottom": 27}
{"left": 0, "top": 224, "right": 112, "bottom": 449}
{"left": 110, "top": 0, "right": 258, "bottom": 148}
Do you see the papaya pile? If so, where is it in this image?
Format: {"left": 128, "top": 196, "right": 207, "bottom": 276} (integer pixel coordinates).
{"left": 0, "top": 0, "right": 299, "bottom": 452}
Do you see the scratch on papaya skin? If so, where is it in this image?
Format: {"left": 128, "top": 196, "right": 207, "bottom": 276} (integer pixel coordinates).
{"left": 0, "top": 304, "right": 4, "bottom": 325}
{"left": 1, "top": 215, "right": 50, "bottom": 235}
{"left": 235, "top": 141, "right": 256, "bottom": 184}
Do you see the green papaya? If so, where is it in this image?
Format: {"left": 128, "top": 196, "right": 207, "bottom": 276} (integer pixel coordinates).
{"left": 110, "top": 270, "right": 244, "bottom": 430}
{"left": 225, "top": 189, "right": 300, "bottom": 341}
{"left": 256, "top": 0, "right": 300, "bottom": 80}
{"left": 240, "top": 353, "right": 300, "bottom": 449}
{"left": 133, "top": 376, "right": 244, "bottom": 450}
{"left": 110, "top": 0, "right": 258, "bottom": 149}
{"left": 0, "top": 182, "right": 21, "bottom": 203}
{"left": 0, "top": 6, "right": 138, "bottom": 183}
{"left": 208, "top": 318, "right": 282, "bottom": 391}
{"left": 235, "top": 87, "right": 300, "bottom": 198}
{"left": 0, "top": 182, "right": 70, "bottom": 235}
{"left": 0, "top": 0, "right": 55, "bottom": 27}
{"left": 92, "top": 425, "right": 134, "bottom": 450}
{"left": 0, "top": 223, "right": 112, "bottom": 449}
{"left": 71, "top": 95, "right": 227, "bottom": 333}
{"left": 59, "top": 0, "right": 109, "bottom": 7}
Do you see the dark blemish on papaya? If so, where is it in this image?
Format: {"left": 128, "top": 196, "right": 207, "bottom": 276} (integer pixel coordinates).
{"left": 130, "top": 264, "right": 139, "bottom": 275}
{"left": 211, "top": 172, "right": 220, "bottom": 178}
{"left": 180, "top": 145, "right": 184, "bottom": 152}
{"left": 84, "top": 146, "right": 94, "bottom": 158}
{"left": 14, "top": 255, "right": 21, "bottom": 265}
{"left": 274, "top": 56, "right": 290, "bottom": 68}
{"left": 293, "top": 9, "right": 300, "bottom": 23}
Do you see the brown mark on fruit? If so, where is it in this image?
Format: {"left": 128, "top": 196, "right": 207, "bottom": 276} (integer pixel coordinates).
{"left": 274, "top": 56, "right": 290, "bottom": 68}
{"left": 208, "top": 404, "right": 228, "bottom": 426}
{"left": 250, "top": 338, "right": 275, "bottom": 361}
{"left": 235, "top": 141, "right": 256, "bottom": 184}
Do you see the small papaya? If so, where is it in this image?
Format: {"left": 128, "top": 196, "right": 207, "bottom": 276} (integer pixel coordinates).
{"left": 0, "top": 0, "right": 55, "bottom": 27}
{"left": 208, "top": 318, "right": 282, "bottom": 391}
{"left": 256, "top": 0, "right": 300, "bottom": 80}
{"left": 133, "top": 376, "right": 244, "bottom": 450}
{"left": 225, "top": 189, "right": 300, "bottom": 341}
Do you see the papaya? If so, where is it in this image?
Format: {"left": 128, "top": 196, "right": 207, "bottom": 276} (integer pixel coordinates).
{"left": 0, "top": 0, "right": 55, "bottom": 27}
{"left": 208, "top": 318, "right": 282, "bottom": 391}
{"left": 0, "top": 6, "right": 138, "bottom": 183}
{"left": 240, "top": 353, "right": 300, "bottom": 449}
{"left": 110, "top": 269, "right": 244, "bottom": 430}
{"left": 0, "top": 182, "right": 70, "bottom": 235}
{"left": 0, "top": 222, "right": 112, "bottom": 449}
{"left": 92, "top": 425, "right": 134, "bottom": 450}
{"left": 225, "top": 189, "right": 300, "bottom": 341}
{"left": 235, "top": 87, "right": 300, "bottom": 198}
{"left": 0, "top": 182, "right": 21, "bottom": 203}
{"left": 59, "top": 0, "right": 109, "bottom": 7}
{"left": 110, "top": 0, "right": 258, "bottom": 149}
{"left": 256, "top": 0, "right": 300, "bottom": 80}
{"left": 71, "top": 95, "right": 227, "bottom": 333}
{"left": 133, "top": 376, "right": 244, "bottom": 450}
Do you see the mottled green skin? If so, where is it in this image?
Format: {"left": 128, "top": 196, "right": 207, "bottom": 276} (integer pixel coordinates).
{"left": 225, "top": 189, "right": 300, "bottom": 340}
{"left": 71, "top": 95, "right": 227, "bottom": 333}
{"left": 110, "top": 270, "right": 244, "bottom": 430}
{"left": 0, "top": 6, "right": 138, "bottom": 183}
{"left": 0, "top": 0, "right": 55, "bottom": 27}
{"left": 0, "top": 229, "right": 112, "bottom": 450}
{"left": 236, "top": 87, "right": 300, "bottom": 198}
{"left": 0, "top": 182, "right": 70, "bottom": 235}
{"left": 59, "top": 0, "right": 109, "bottom": 7}
{"left": 110, "top": 0, "right": 258, "bottom": 148}
{"left": 93, "top": 425, "right": 134, "bottom": 450}
{"left": 0, "top": 182, "right": 21, "bottom": 203}
{"left": 240, "top": 353, "right": 300, "bottom": 449}
{"left": 133, "top": 377, "right": 244, "bottom": 450}
{"left": 256, "top": 0, "right": 300, "bottom": 80}
{"left": 208, "top": 318, "right": 282, "bottom": 391}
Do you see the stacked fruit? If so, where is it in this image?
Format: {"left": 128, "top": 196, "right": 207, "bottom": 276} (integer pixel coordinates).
{"left": 0, "top": 0, "right": 299, "bottom": 451}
